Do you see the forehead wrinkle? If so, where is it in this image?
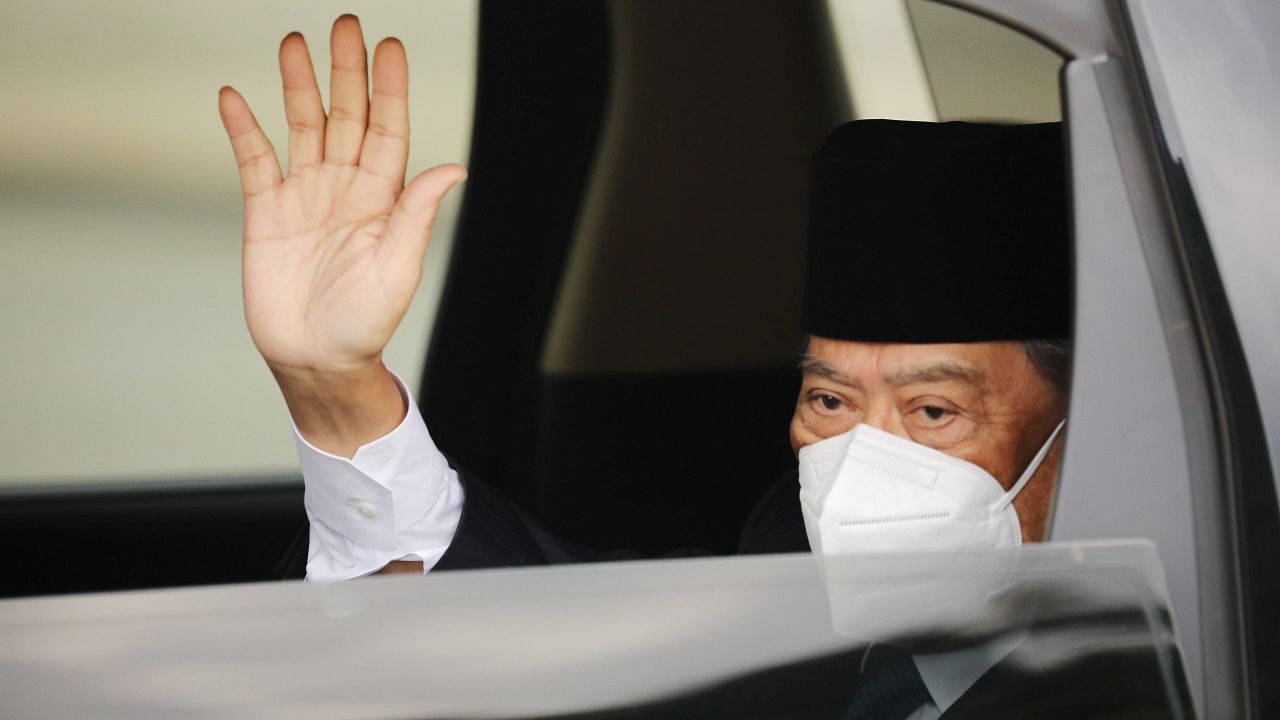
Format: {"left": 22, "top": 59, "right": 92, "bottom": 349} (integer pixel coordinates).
{"left": 885, "top": 360, "right": 985, "bottom": 388}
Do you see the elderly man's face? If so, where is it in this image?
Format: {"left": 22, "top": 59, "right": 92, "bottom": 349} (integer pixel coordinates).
{"left": 789, "top": 336, "right": 1067, "bottom": 542}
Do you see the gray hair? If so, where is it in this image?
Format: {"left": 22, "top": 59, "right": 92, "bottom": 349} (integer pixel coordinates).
{"left": 1022, "top": 339, "right": 1072, "bottom": 391}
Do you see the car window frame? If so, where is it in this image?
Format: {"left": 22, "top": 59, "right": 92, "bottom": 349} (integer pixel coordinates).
{"left": 934, "top": 1, "right": 1257, "bottom": 717}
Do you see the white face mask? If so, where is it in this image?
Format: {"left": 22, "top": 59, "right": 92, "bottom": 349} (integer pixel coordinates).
{"left": 798, "top": 420, "right": 1065, "bottom": 556}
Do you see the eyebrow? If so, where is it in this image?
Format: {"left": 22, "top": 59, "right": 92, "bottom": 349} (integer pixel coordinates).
{"left": 799, "top": 354, "right": 984, "bottom": 389}
{"left": 798, "top": 355, "right": 861, "bottom": 389}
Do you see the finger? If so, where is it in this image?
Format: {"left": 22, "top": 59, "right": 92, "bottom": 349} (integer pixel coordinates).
{"left": 382, "top": 164, "right": 467, "bottom": 268}
{"left": 360, "top": 38, "right": 410, "bottom": 184}
{"left": 218, "top": 86, "right": 282, "bottom": 198}
{"left": 279, "top": 32, "right": 325, "bottom": 172}
{"left": 324, "top": 14, "right": 369, "bottom": 165}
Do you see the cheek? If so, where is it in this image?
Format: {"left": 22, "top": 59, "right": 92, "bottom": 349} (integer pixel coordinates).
{"left": 789, "top": 413, "right": 805, "bottom": 455}
{"left": 958, "top": 438, "right": 1022, "bottom": 490}
{"left": 790, "top": 406, "right": 858, "bottom": 455}
{"left": 788, "top": 409, "right": 829, "bottom": 453}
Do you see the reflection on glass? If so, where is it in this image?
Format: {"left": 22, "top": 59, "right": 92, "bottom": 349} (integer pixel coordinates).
{"left": 0, "top": 542, "right": 1191, "bottom": 719}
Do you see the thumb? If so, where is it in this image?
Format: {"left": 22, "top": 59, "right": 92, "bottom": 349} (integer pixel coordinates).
{"left": 383, "top": 163, "right": 468, "bottom": 267}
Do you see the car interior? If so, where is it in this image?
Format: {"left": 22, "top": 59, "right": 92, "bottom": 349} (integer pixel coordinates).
{"left": 0, "top": 0, "right": 1064, "bottom": 597}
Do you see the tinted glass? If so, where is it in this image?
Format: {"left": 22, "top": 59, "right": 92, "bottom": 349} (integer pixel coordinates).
{"left": 0, "top": 543, "right": 1190, "bottom": 719}
{"left": 0, "top": 1, "right": 476, "bottom": 487}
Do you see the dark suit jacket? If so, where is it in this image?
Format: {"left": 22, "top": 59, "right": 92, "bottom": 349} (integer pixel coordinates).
{"left": 277, "top": 465, "right": 809, "bottom": 579}
{"left": 937, "top": 641, "right": 1187, "bottom": 719}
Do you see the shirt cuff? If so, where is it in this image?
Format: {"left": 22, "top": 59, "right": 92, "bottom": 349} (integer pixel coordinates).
{"left": 290, "top": 369, "right": 463, "bottom": 582}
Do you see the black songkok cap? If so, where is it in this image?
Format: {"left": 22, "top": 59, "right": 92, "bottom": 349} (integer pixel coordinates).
{"left": 802, "top": 119, "right": 1071, "bottom": 343}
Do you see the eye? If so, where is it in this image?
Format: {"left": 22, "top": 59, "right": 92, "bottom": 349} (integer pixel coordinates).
{"left": 922, "top": 405, "right": 948, "bottom": 422}
{"left": 904, "top": 397, "right": 975, "bottom": 446}
{"left": 806, "top": 391, "right": 847, "bottom": 415}
{"left": 909, "top": 403, "right": 955, "bottom": 427}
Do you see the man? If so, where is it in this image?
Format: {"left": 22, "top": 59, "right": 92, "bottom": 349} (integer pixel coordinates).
{"left": 214, "top": 18, "right": 1180, "bottom": 720}
{"left": 217, "top": 16, "right": 1069, "bottom": 581}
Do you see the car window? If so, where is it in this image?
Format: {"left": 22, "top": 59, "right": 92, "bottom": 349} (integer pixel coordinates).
{"left": 0, "top": 1, "right": 476, "bottom": 487}
{"left": 904, "top": 0, "right": 1061, "bottom": 122}
{"left": 825, "top": 0, "right": 1061, "bottom": 123}
{"left": 0, "top": 543, "right": 1190, "bottom": 718}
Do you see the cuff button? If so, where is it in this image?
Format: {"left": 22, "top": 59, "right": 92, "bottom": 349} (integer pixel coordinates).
{"left": 346, "top": 499, "right": 378, "bottom": 519}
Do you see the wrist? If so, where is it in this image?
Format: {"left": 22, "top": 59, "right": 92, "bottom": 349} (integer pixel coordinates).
{"left": 269, "top": 357, "right": 385, "bottom": 396}
{"left": 271, "top": 360, "right": 408, "bottom": 458}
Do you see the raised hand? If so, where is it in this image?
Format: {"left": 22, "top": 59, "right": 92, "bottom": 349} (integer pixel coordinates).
{"left": 218, "top": 15, "right": 465, "bottom": 455}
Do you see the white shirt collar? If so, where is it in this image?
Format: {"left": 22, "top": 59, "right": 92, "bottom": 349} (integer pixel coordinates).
{"left": 912, "top": 630, "right": 1027, "bottom": 714}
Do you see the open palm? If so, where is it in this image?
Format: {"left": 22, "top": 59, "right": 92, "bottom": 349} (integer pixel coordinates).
{"left": 218, "top": 15, "right": 464, "bottom": 376}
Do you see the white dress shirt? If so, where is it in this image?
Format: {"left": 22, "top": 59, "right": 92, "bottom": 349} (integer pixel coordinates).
{"left": 293, "top": 372, "right": 463, "bottom": 583}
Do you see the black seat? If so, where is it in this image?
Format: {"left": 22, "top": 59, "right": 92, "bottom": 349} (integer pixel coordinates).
{"left": 422, "top": 1, "right": 849, "bottom": 554}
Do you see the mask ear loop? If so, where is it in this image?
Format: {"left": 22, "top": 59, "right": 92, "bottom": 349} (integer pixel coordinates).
{"left": 993, "top": 419, "right": 1066, "bottom": 512}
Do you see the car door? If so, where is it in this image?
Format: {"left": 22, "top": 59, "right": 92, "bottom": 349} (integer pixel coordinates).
{"left": 927, "top": 2, "right": 1280, "bottom": 718}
